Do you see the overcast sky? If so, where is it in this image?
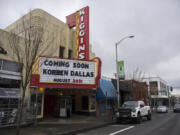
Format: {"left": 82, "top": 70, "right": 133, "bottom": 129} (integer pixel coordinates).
{"left": 1, "top": 0, "right": 180, "bottom": 87}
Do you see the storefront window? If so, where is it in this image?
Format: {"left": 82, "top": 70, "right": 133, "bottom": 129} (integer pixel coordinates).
{"left": 30, "top": 93, "right": 42, "bottom": 115}
{"left": 0, "top": 98, "right": 19, "bottom": 126}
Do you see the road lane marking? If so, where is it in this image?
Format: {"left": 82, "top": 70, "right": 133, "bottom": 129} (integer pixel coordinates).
{"left": 109, "top": 126, "right": 134, "bottom": 135}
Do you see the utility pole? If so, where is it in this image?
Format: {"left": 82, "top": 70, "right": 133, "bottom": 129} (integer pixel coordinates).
{"left": 115, "top": 35, "right": 134, "bottom": 109}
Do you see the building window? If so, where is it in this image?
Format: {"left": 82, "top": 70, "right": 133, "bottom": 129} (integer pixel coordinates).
{"left": 82, "top": 96, "right": 89, "bottom": 110}
{"left": 150, "top": 81, "right": 158, "bottom": 87}
{"left": 59, "top": 46, "right": 65, "bottom": 58}
{"left": 0, "top": 59, "right": 22, "bottom": 72}
{"left": 150, "top": 81, "right": 158, "bottom": 95}
{"left": 0, "top": 59, "right": 2, "bottom": 70}
{"left": 68, "top": 50, "right": 72, "bottom": 59}
{"left": 0, "top": 78, "right": 20, "bottom": 88}
{"left": 150, "top": 81, "right": 158, "bottom": 90}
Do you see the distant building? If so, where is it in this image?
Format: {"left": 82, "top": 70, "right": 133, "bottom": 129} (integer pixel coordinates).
{"left": 111, "top": 79, "right": 149, "bottom": 105}
{"left": 143, "top": 77, "right": 169, "bottom": 107}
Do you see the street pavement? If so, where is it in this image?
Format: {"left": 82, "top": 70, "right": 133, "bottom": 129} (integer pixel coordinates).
{"left": 1, "top": 111, "right": 180, "bottom": 135}
{"left": 77, "top": 111, "right": 180, "bottom": 135}
{"left": 0, "top": 114, "right": 115, "bottom": 135}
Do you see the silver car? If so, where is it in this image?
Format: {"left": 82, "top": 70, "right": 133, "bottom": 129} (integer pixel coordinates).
{"left": 174, "top": 103, "right": 180, "bottom": 113}
{"left": 156, "top": 106, "right": 168, "bottom": 113}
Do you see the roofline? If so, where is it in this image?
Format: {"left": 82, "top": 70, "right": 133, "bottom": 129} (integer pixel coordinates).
{"left": 5, "top": 8, "right": 67, "bottom": 30}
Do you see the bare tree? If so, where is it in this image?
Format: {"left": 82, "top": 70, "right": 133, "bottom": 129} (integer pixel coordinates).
{"left": 132, "top": 67, "right": 145, "bottom": 82}
{"left": 124, "top": 68, "right": 148, "bottom": 102}
{"left": 8, "top": 10, "right": 57, "bottom": 135}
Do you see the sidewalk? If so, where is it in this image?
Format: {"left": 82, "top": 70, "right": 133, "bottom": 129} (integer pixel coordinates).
{"left": 0, "top": 115, "right": 116, "bottom": 135}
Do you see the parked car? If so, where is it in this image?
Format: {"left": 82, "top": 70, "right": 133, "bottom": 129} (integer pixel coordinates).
{"left": 174, "top": 103, "right": 180, "bottom": 113}
{"left": 156, "top": 106, "right": 168, "bottom": 113}
{"left": 116, "top": 101, "right": 151, "bottom": 124}
{"left": 151, "top": 106, "right": 158, "bottom": 112}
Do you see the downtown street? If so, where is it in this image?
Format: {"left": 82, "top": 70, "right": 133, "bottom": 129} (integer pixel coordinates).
{"left": 78, "top": 111, "right": 180, "bottom": 135}
{"left": 1, "top": 1, "right": 180, "bottom": 135}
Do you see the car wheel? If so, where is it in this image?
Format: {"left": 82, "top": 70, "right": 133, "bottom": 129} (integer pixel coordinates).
{"left": 136, "top": 113, "right": 142, "bottom": 124}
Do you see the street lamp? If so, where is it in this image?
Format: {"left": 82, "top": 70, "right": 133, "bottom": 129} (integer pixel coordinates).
{"left": 115, "top": 35, "right": 134, "bottom": 109}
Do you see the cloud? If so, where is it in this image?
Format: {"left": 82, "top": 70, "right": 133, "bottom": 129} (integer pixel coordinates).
{"left": 153, "top": 54, "right": 180, "bottom": 85}
{"left": 1, "top": 0, "right": 180, "bottom": 86}
{"left": 90, "top": 0, "right": 180, "bottom": 86}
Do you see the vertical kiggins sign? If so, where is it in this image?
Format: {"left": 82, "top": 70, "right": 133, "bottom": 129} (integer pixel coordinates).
{"left": 67, "top": 6, "right": 89, "bottom": 60}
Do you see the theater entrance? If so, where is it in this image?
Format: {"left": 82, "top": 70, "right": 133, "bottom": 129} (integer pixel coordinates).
{"left": 43, "top": 88, "right": 97, "bottom": 119}
{"left": 57, "top": 96, "right": 72, "bottom": 118}
{"left": 43, "top": 89, "right": 72, "bottom": 118}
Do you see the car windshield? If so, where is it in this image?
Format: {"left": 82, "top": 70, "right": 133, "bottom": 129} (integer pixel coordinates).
{"left": 174, "top": 104, "right": 180, "bottom": 108}
{"left": 122, "top": 101, "right": 138, "bottom": 108}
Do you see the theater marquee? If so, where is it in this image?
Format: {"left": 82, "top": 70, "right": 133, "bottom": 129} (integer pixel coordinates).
{"left": 30, "top": 56, "right": 101, "bottom": 89}
{"left": 40, "top": 57, "right": 96, "bottom": 84}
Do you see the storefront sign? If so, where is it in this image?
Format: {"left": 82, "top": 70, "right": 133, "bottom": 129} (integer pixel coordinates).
{"left": 39, "top": 57, "right": 96, "bottom": 84}
{"left": 66, "top": 6, "right": 89, "bottom": 60}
